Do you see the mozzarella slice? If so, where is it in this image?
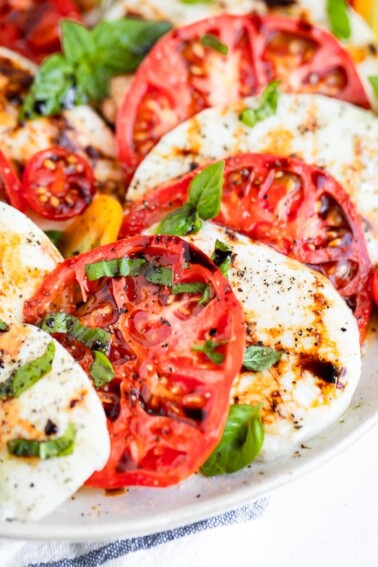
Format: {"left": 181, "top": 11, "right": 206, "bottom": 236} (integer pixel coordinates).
{"left": 0, "top": 323, "right": 110, "bottom": 522}
{"left": 182, "top": 222, "right": 361, "bottom": 460}
{"left": 0, "top": 202, "right": 62, "bottom": 325}
{"left": 129, "top": 93, "right": 378, "bottom": 263}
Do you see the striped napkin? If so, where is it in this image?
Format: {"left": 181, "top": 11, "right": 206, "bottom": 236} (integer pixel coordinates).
{"left": 0, "top": 497, "right": 268, "bottom": 567}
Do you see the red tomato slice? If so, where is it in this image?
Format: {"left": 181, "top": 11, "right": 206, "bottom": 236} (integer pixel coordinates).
{"left": 121, "top": 154, "right": 372, "bottom": 338}
{"left": 24, "top": 236, "right": 245, "bottom": 488}
{"left": 372, "top": 268, "right": 378, "bottom": 307}
{"left": 116, "top": 14, "right": 370, "bottom": 182}
{"left": 0, "top": 0, "right": 81, "bottom": 63}
{"left": 0, "top": 150, "right": 25, "bottom": 211}
{"left": 22, "top": 147, "right": 97, "bottom": 220}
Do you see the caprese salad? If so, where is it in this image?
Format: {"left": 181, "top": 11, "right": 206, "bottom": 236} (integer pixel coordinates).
{"left": 0, "top": 0, "right": 377, "bottom": 523}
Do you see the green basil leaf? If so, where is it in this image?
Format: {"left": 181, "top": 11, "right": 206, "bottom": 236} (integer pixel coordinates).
{"left": 41, "top": 312, "right": 111, "bottom": 354}
{"left": 145, "top": 265, "right": 173, "bottom": 287}
{"left": 201, "top": 34, "right": 228, "bottom": 55}
{"left": 61, "top": 21, "right": 95, "bottom": 63}
{"left": 7, "top": 423, "right": 76, "bottom": 460}
{"left": 326, "top": 0, "right": 351, "bottom": 40}
{"left": 155, "top": 205, "right": 202, "bottom": 236}
{"left": 243, "top": 345, "right": 282, "bottom": 372}
{"left": 0, "top": 320, "right": 9, "bottom": 332}
{"left": 90, "top": 351, "right": 115, "bottom": 388}
{"left": 211, "top": 239, "right": 233, "bottom": 277}
{"left": 172, "top": 282, "right": 208, "bottom": 295}
{"left": 44, "top": 230, "right": 64, "bottom": 248}
{"left": 0, "top": 341, "right": 55, "bottom": 400}
{"left": 239, "top": 80, "right": 280, "bottom": 128}
{"left": 85, "top": 257, "right": 146, "bottom": 281}
{"left": 198, "top": 284, "right": 212, "bottom": 305}
{"left": 201, "top": 404, "right": 264, "bottom": 476}
{"left": 189, "top": 161, "right": 225, "bottom": 217}
{"left": 192, "top": 340, "right": 225, "bottom": 365}
{"left": 368, "top": 76, "right": 378, "bottom": 103}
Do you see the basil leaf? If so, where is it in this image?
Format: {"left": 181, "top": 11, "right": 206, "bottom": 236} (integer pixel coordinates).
{"left": 145, "top": 265, "right": 173, "bottom": 287}
{"left": 212, "top": 239, "right": 232, "bottom": 277}
{"left": 155, "top": 205, "right": 201, "bottom": 236}
{"left": 189, "top": 161, "right": 225, "bottom": 219}
{"left": 0, "top": 320, "right": 9, "bottom": 332}
{"left": 7, "top": 423, "right": 76, "bottom": 460}
{"left": 368, "top": 76, "right": 378, "bottom": 103}
{"left": 192, "top": 340, "right": 225, "bottom": 365}
{"left": 239, "top": 80, "right": 280, "bottom": 128}
{"left": 172, "top": 282, "right": 208, "bottom": 295}
{"left": 0, "top": 341, "right": 55, "bottom": 400}
{"left": 44, "top": 230, "right": 64, "bottom": 248}
{"left": 41, "top": 312, "right": 111, "bottom": 354}
{"left": 243, "top": 345, "right": 282, "bottom": 372}
{"left": 201, "top": 34, "right": 228, "bottom": 55}
{"left": 201, "top": 404, "right": 264, "bottom": 476}
{"left": 90, "top": 351, "right": 115, "bottom": 388}
{"left": 61, "top": 21, "right": 95, "bottom": 64}
{"left": 85, "top": 258, "right": 146, "bottom": 281}
{"left": 198, "top": 284, "right": 212, "bottom": 305}
{"left": 326, "top": 0, "right": 351, "bottom": 40}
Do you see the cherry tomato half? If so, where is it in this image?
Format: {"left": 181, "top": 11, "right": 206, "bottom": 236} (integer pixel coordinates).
{"left": 22, "top": 147, "right": 97, "bottom": 220}
{"left": 116, "top": 14, "right": 370, "bottom": 182}
{"left": 0, "top": 150, "right": 25, "bottom": 212}
{"left": 24, "top": 235, "right": 245, "bottom": 488}
{"left": 121, "top": 153, "right": 372, "bottom": 337}
{"left": 0, "top": 0, "right": 82, "bottom": 63}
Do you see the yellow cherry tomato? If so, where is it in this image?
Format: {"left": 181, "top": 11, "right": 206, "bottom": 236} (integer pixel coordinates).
{"left": 60, "top": 194, "right": 123, "bottom": 258}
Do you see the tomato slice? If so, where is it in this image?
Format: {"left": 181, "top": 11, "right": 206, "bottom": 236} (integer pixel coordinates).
{"left": 0, "top": 150, "right": 25, "bottom": 211}
{"left": 121, "top": 154, "right": 372, "bottom": 337}
{"left": 116, "top": 14, "right": 370, "bottom": 182}
{"left": 24, "top": 236, "right": 245, "bottom": 488}
{"left": 22, "top": 147, "right": 97, "bottom": 220}
{"left": 0, "top": 0, "right": 82, "bottom": 63}
{"left": 372, "top": 268, "right": 378, "bottom": 307}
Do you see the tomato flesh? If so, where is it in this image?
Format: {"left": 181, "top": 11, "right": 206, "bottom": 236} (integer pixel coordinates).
{"left": 0, "top": 150, "right": 25, "bottom": 211}
{"left": 24, "top": 236, "right": 245, "bottom": 488}
{"left": 117, "top": 14, "right": 370, "bottom": 181}
{"left": 121, "top": 154, "right": 372, "bottom": 337}
{"left": 22, "top": 147, "right": 97, "bottom": 220}
{"left": 0, "top": 0, "right": 82, "bottom": 63}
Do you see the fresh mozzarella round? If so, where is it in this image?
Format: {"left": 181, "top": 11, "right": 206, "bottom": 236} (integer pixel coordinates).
{"left": 0, "top": 323, "right": 110, "bottom": 522}
{"left": 0, "top": 202, "right": 62, "bottom": 325}
{"left": 182, "top": 222, "right": 361, "bottom": 460}
{"left": 129, "top": 93, "right": 378, "bottom": 263}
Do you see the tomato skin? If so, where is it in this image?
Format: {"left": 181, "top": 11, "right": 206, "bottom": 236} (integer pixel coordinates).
{"left": 372, "top": 268, "right": 378, "bottom": 307}
{"left": 22, "top": 147, "right": 97, "bottom": 220}
{"left": 24, "top": 236, "right": 245, "bottom": 488}
{"left": 0, "top": 150, "right": 26, "bottom": 211}
{"left": 121, "top": 154, "right": 372, "bottom": 338}
{"left": 0, "top": 0, "right": 82, "bottom": 63}
{"left": 116, "top": 14, "right": 370, "bottom": 181}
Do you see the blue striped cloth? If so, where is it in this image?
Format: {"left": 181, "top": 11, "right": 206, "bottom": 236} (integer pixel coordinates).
{"left": 0, "top": 497, "right": 268, "bottom": 567}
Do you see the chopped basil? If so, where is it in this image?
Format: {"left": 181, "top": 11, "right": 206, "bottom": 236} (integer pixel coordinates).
{"left": 44, "top": 230, "right": 64, "bottom": 248}
{"left": 368, "top": 76, "right": 378, "bottom": 103}
{"left": 0, "top": 320, "right": 9, "bottom": 332}
{"left": 156, "top": 161, "right": 225, "bottom": 236}
{"left": 90, "top": 351, "right": 115, "bottom": 388}
{"left": 239, "top": 80, "right": 280, "bottom": 128}
{"left": 201, "top": 34, "right": 228, "bottom": 55}
{"left": 172, "top": 282, "right": 208, "bottom": 295}
{"left": 0, "top": 341, "right": 55, "bottom": 400}
{"left": 243, "top": 345, "right": 282, "bottom": 372}
{"left": 7, "top": 423, "right": 76, "bottom": 460}
{"left": 85, "top": 257, "right": 146, "bottom": 281}
{"left": 212, "top": 239, "right": 232, "bottom": 277}
{"left": 192, "top": 340, "right": 225, "bottom": 365}
{"left": 144, "top": 265, "right": 173, "bottom": 287}
{"left": 201, "top": 404, "right": 264, "bottom": 476}
{"left": 21, "top": 19, "right": 172, "bottom": 119}
{"left": 41, "top": 312, "right": 111, "bottom": 354}
{"left": 198, "top": 284, "right": 212, "bottom": 306}
{"left": 326, "top": 0, "right": 351, "bottom": 40}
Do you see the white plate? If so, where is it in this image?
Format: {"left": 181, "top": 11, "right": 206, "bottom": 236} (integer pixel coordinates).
{"left": 1, "top": 317, "right": 377, "bottom": 542}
